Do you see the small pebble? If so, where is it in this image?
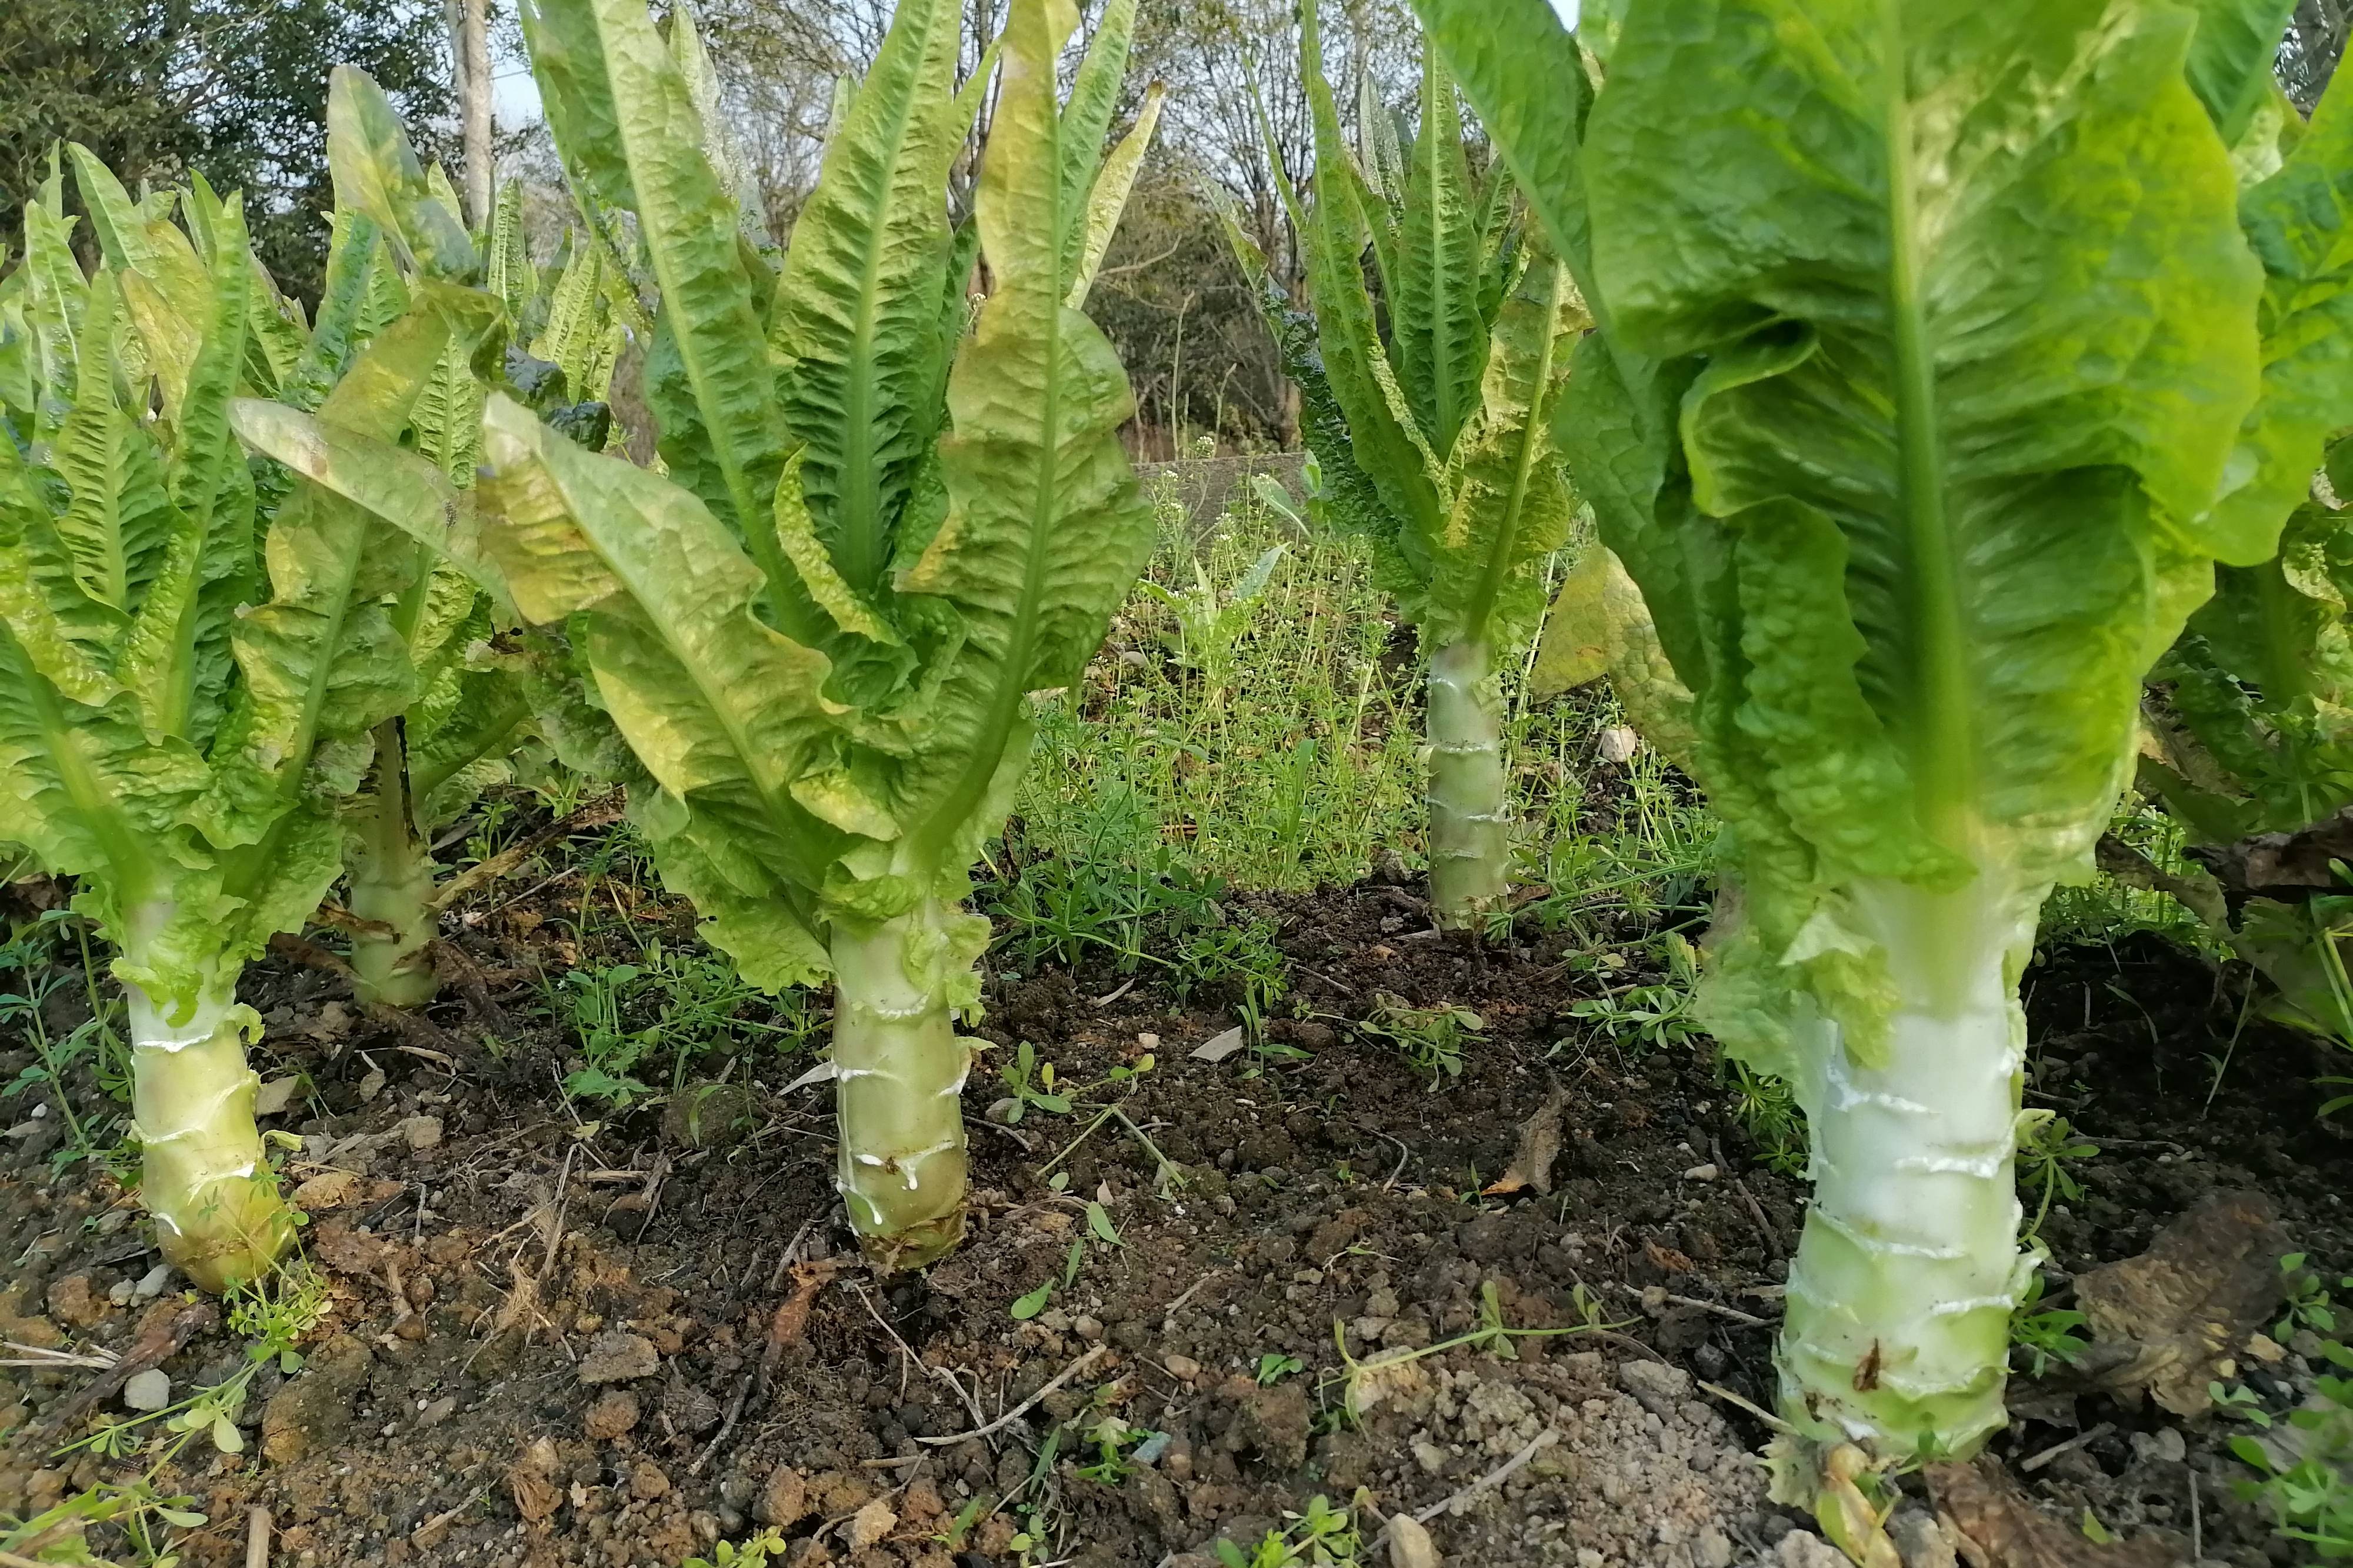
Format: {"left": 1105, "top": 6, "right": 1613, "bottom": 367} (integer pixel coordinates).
{"left": 1682, "top": 1163, "right": 1720, "bottom": 1182}
{"left": 122, "top": 1370, "right": 171, "bottom": 1412}
{"left": 134, "top": 1265, "right": 171, "bottom": 1301}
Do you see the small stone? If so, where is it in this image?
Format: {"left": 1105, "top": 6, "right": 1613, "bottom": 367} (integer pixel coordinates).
{"left": 108, "top": 1278, "right": 134, "bottom": 1307}
{"left": 134, "top": 1265, "right": 171, "bottom": 1301}
{"left": 396, "top": 1115, "right": 444, "bottom": 1153}
{"left": 846, "top": 1499, "right": 897, "bottom": 1550}
{"left": 418, "top": 1396, "right": 458, "bottom": 1428}
{"left": 45, "top": 1275, "right": 107, "bottom": 1329}
{"left": 1888, "top": 1509, "right": 1957, "bottom": 1568}
{"left": 262, "top": 1333, "right": 374, "bottom": 1462}
{"left": 122, "top": 1369, "right": 171, "bottom": 1412}
{"left": 2128, "top": 1427, "right": 2188, "bottom": 1466}
{"left": 1411, "top": 1439, "right": 1448, "bottom": 1476}
{"left": 1598, "top": 726, "right": 1642, "bottom": 763}
{"left": 1164, "top": 1355, "right": 1202, "bottom": 1382}
{"left": 1138, "top": 1033, "right": 1160, "bottom": 1050}
{"left": 291, "top": 1170, "right": 362, "bottom": 1212}
{"left": 1778, "top": 1531, "right": 1851, "bottom": 1568}
{"left": 755, "top": 1466, "right": 809, "bottom": 1527}
{"left": 1352, "top": 1317, "right": 1393, "bottom": 1347}
{"left": 1073, "top": 1315, "right": 1106, "bottom": 1343}
{"left": 577, "top": 1331, "right": 660, "bottom": 1385}
{"left": 629, "top": 1459, "right": 671, "bottom": 1501}
{"left": 356, "top": 1067, "right": 387, "bottom": 1103}
{"left": 1387, "top": 1514, "right": 1440, "bottom": 1568}
{"left": 1367, "top": 1287, "right": 1401, "bottom": 1319}
{"left": 585, "top": 1389, "right": 642, "bottom": 1441}
{"left": 1696, "top": 1526, "right": 1735, "bottom": 1568}
{"left": 254, "top": 1077, "right": 299, "bottom": 1116}
{"left": 1682, "top": 1163, "right": 1721, "bottom": 1182}
{"left": 1617, "top": 1357, "right": 1692, "bottom": 1419}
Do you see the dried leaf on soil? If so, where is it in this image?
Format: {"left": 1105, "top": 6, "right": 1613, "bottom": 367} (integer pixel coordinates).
{"left": 1191, "top": 1026, "right": 1246, "bottom": 1063}
{"left": 1485, "top": 1080, "right": 1568, "bottom": 1197}
{"left": 1925, "top": 1458, "right": 2179, "bottom": 1567}
{"left": 2071, "top": 1190, "right": 2289, "bottom": 1416}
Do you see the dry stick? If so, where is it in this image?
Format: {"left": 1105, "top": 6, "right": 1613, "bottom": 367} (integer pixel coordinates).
{"left": 915, "top": 1345, "right": 1112, "bottom": 1446}
{"left": 1, "top": 1341, "right": 116, "bottom": 1370}
{"left": 1711, "top": 1135, "right": 1784, "bottom": 1259}
{"left": 844, "top": 1281, "right": 987, "bottom": 1429}
{"left": 411, "top": 1487, "right": 489, "bottom": 1547}
{"left": 1602, "top": 1282, "right": 1775, "bottom": 1329}
{"left": 431, "top": 793, "right": 626, "bottom": 915}
{"left": 2020, "top": 1422, "right": 2114, "bottom": 1474}
{"left": 1365, "top": 1427, "right": 1562, "bottom": 1553}
{"left": 245, "top": 1506, "right": 271, "bottom": 1568}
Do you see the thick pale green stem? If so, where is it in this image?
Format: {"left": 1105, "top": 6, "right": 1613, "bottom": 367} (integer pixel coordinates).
{"left": 349, "top": 725, "right": 439, "bottom": 1009}
{"left": 830, "top": 903, "right": 974, "bottom": 1272}
{"left": 1427, "top": 638, "right": 1509, "bottom": 928}
{"left": 1779, "top": 877, "right": 2041, "bottom": 1460}
{"left": 126, "top": 962, "right": 294, "bottom": 1293}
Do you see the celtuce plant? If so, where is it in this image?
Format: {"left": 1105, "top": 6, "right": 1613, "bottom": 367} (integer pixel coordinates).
{"left": 235, "top": 86, "right": 593, "bottom": 1012}
{"left": 2130, "top": 426, "right": 2353, "bottom": 1049}
{"left": 1222, "top": 5, "right": 1582, "bottom": 930}
{"left": 271, "top": 0, "right": 1159, "bottom": 1269}
{"left": 0, "top": 121, "right": 496, "bottom": 1288}
{"left": 1416, "top": 0, "right": 2353, "bottom": 1473}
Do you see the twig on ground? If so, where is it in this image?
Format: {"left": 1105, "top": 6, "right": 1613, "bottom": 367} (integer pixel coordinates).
{"left": 844, "top": 1280, "right": 987, "bottom": 1429}
{"left": 1712, "top": 1135, "right": 1784, "bottom": 1259}
{"left": 268, "top": 931, "right": 358, "bottom": 983}
{"left": 1366, "top": 1427, "right": 1560, "bottom": 1552}
{"left": 246, "top": 1504, "right": 271, "bottom": 1568}
{"left": 538, "top": 1145, "right": 578, "bottom": 1286}
{"left": 1603, "top": 1282, "right": 1775, "bottom": 1328}
{"left": 2021, "top": 1422, "right": 2114, "bottom": 1473}
{"left": 12, "top": 1300, "right": 215, "bottom": 1454}
{"left": 916, "top": 1345, "right": 1111, "bottom": 1446}
{"left": 1158, "top": 1270, "right": 1228, "bottom": 1323}
{"left": 1, "top": 1341, "right": 116, "bottom": 1370}
{"left": 1091, "top": 976, "right": 1138, "bottom": 1007}
{"left": 430, "top": 792, "right": 627, "bottom": 914}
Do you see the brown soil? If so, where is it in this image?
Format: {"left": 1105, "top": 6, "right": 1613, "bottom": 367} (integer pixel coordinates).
{"left": 1, "top": 876, "right": 2347, "bottom": 1568}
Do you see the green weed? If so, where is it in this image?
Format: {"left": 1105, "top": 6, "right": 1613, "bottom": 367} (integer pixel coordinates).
{"left": 2016, "top": 1112, "right": 2099, "bottom": 1244}
{"left": 1353, "top": 993, "right": 1482, "bottom": 1086}
{"left": 1718, "top": 1057, "right": 1807, "bottom": 1179}
{"left": 1215, "top": 1494, "right": 1362, "bottom": 1568}
{"left": 2008, "top": 1273, "right": 2090, "bottom": 1379}
{"left": 2228, "top": 1339, "right": 2353, "bottom": 1560}
{"left": 551, "top": 940, "right": 816, "bottom": 1107}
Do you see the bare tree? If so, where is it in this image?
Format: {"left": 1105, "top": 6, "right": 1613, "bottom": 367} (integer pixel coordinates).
{"left": 2282, "top": 0, "right": 2352, "bottom": 112}
{"left": 450, "top": 0, "right": 494, "bottom": 226}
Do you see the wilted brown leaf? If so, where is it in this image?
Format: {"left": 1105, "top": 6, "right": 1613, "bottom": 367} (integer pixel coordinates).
{"left": 1485, "top": 1082, "right": 1569, "bottom": 1197}
{"left": 1927, "top": 1459, "right": 2181, "bottom": 1567}
{"left": 2072, "top": 1191, "right": 2289, "bottom": 1417}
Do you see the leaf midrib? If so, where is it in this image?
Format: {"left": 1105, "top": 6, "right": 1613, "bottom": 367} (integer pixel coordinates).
{"left": 835, "top": 18, "right": 943, "bottom": 596}
{"left": 1463, "top": 261, "right": 1567, "bottom": 642}
{"left": 1879, "top": 1, "right": 1971, "bottom": 845}
{"left": 919, "top": 106, "right": 1074, "bottom": 865}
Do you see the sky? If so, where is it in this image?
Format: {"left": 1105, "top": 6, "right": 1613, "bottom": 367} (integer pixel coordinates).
{"left": 489, "top": 1, "right": 1586, "bottom": 135}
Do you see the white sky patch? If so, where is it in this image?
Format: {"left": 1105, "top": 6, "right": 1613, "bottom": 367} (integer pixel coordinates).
{"left": 1549, "top": 0, "right": 1581, "bottom": 27}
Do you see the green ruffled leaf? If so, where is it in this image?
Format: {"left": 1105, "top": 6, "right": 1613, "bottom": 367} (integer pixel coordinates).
{"left": 768, "top": 0, "right": 969, "bottom": 598}
{"left": 894, "top": 0, "right": 1155, "bottom": 873}
{"left": 326, "top": 66, "right": 478, "bottom": 281}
